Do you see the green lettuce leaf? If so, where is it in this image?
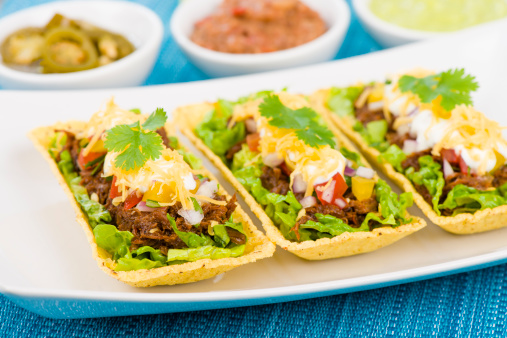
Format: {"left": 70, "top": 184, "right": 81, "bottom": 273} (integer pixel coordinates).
{"left": 166, "top": 245, "right": 245, "bottom": 263}
{"left": 231, "top": 144, "right": 263, "bottom": 173}
{"left": 167, "top": 214, "right": 214, "bottom": 248}
{"left": 48, "top": 131, "right": 68, "bottom": 159}
{"left": 58, "top": 151, "right": 111, "bottom": 227}
{"left": 375, "top": 179, "right": 413, "bottom": 224}
{"left": 177, "top": 149, "right": 202, "bottom": 169}
{"left": 405, "top": 155, "right": 444, "bottom": 215}
{"left": 212, "top": 217, "right": 246, "bottom": 248}
{"left": 301, "top": 213, "right": 369, "bottom": 236}
{"left": 115, "top": 246, "right": 167, "bottom": 271}
{"left": 340, "top": 146, "right": 363, "bottom": 167}
{"left": 115, "top": 258, "right": 164, "bottom": 271}
{"left": 379, "top": 144, "right": 407, "bottom": 172}
{"left": 326, "top": 86, "right": 363, "bottom": 117}
{"left": 194, "top": 106, "right": 246, "bottom": 160}
{"left": 93, "top": 224, "right": 133, "bottom": 261}
{"left": 366, "top": 120, "right": 388, "bottom": 144}
{"left": 439, "top": 184, "right": 507, "bottom": 216}
{"left": 353, "top": 121, "right": 390, "bottom": 151}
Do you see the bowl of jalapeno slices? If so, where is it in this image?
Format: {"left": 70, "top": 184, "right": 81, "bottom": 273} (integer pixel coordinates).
{"left": 0, "top": 1, "right": 163, "bottom": 90}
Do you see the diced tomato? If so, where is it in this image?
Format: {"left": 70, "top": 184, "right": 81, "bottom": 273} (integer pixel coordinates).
{"left": 246, "top": 133, "right": 260, "bottom": 152}
{"left": 280, "top": 162, "right": 292, "bottom": 176}
{"left": 109, "top": 176, "right": 122, "bottom": 199}
{"left": 314, "top": 173, "right": 348, "bottom": 206}
{"left": 232, "top": 7, "right": 246, "bottom": 16}
{"left": 441, "top": 149, "right": 459, "bottom": 164}
{"left": 459, "top": 155, "right": 468, "bottom": 175}
{"left": 124, "top": 190, "right": 143, "bottom": 210}
{"left": 77, "top": 150, "right": 106, "bottom": 170}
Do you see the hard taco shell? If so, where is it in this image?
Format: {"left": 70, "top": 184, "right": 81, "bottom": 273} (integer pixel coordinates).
{"left": 28, "top": 121, "right": 275, "bottom": 287}
{"left": 310, "top": 88, "right": 507, "bottom": 235}
{"left": 174, "top": 100, "right": 426, "bottom": 260}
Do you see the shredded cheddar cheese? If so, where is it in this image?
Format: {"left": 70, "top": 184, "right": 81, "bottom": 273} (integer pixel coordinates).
{"left": 80, "top": 99, "right": 146, "bottom": 156}
{"left": 105, "top": 149, "right": 226, "bottom": 209}
{"left": 432, "top": 105, "right": 507, "bottom": 173}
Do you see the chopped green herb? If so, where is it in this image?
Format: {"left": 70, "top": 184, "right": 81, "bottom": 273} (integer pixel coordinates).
{"left": 190, "top": 197, "right": 203, "bottom": 214}
{"left": 146, "top": 200, "right": 161, "bottom": 208}
{"left": 398, "top": 68, "right": 479, "bottom": 111}
{"left": 104, "top": 108, "right": 168, "bottom": 171}
{"left": 259, "top": 94, "right": 336, "bottom": 148}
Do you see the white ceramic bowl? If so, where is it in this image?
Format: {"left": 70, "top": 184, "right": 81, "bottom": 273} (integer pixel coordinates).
{"left": 0, "top": 1, "right": 163, "bottom": 90}
{"left": 353, "top": 0, "right": 441, "bottom": 48}
{"left": 170, "top": 0, "right": 351, "bottom": 77}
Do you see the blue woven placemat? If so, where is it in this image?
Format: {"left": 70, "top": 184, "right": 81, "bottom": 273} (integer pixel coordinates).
{"left": 1, "top": 0, "right": 506, "bottom": 336}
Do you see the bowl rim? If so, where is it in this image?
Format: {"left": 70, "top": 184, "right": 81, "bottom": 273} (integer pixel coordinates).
{"left": 352, "top": 0, "right": 440, "bottom": 40}
{"left": 170, "top": 0, "right": 351, "bottom": 65}
{"left": 0, "top": 0, "right": 164, "bottom": 85}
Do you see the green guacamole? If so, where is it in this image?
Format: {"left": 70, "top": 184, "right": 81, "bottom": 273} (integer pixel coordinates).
{"left": 370, "top": 0, "right": 507, "bottom": 32}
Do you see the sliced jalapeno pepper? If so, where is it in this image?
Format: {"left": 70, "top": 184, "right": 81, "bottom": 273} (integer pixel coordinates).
{"left": 41, "top": 27, "right": 98, "bottom": 73}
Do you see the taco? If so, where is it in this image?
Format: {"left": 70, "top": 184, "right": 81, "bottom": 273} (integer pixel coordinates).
{"left": 28, "top": 99, "right": 275, "bottom": 287}
{"left": 175, "top": 91, "right": 425, "bottom": 260}
{"left": 311, "top": 68, "right": 507, "bottom": 234}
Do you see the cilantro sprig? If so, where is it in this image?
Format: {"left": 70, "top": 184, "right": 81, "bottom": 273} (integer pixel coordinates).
{"left": 104, "top": 108, "right": 168, "bottom": 171}
{"left": 259, "top": 95, "right": 335, "bottom": 148}
{"left": 398, "top": 68, "right": 479, "bottom": 111}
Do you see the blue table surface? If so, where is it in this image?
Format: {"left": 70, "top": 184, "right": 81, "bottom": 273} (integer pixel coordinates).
{"left": 1, "top": 0, "right": 506, "bottom": 337}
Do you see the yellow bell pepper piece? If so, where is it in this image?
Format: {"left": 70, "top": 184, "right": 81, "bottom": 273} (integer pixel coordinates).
{"left": 490, "top": 149, "right": 506, "bottom": 174}
{"left": 352, "top": 176, "right": 375, "bottom": 201}
{"left": 142, "top": 181, "right": 175, "bottom": 203}
{"left": 368, "top": 83, "right": 384, "bottom": 103}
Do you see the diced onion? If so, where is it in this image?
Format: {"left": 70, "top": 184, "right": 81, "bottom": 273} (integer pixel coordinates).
{"left": 263, "top": 153, "right": 284, "bottom": 167}
{"left": 334, "top": 197, "right": 347, "bottom": 209}
{"left": 196, "top": 180, "right": 218, "bottom": 198}
{"left": 245, "top": 118, "right": 257, "bottom": 133}
{"left": 300, "top": 196, "right": 317, "bottom": 208}
{"left": 178, "top": 208, "right": 204, "bottom": 225}
{"left": 344, "top": 166, "right": 356, "bottom": 177}
{"left": 321, "top": 181, "right": 336, "bottom": 203}
{"left": 443, "top": 159, "right": 454, "bottom": 178}
{"left": 408, "top": 107, "right": 419, "bottom": 116}
{"left": 356, "top": 166, "right": 375, "bottom": 179}
{"left": 403, "top": 139, "right": 418, "bottom": 155}
{"left": 137, "top": 201, "right": 155, "bottom": 212}
{"left": 396, "top": 123, "right": 411, "bottom": 136}
{"left": 292, "top": 174, "right": 307, "bottom": 193}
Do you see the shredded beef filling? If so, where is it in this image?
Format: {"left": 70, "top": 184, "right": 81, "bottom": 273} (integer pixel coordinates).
{"left": 59, "top": 130, "right": 244, "bottom": 254}
{"left": 260, "top": 165, "right": 291, "bottom": 196}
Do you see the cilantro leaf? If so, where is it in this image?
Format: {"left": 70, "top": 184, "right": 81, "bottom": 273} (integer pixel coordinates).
{"left": 104, "top": 108, "right": 168, "bottom": 171}
{"left": 398, "top": 68, "right": 479, "bottom": 111}
{"left": 142, "top": 108, "right": 168, "bottom": 131}
{"left": 259, "top": 95, "right": 335, "bottom": 148}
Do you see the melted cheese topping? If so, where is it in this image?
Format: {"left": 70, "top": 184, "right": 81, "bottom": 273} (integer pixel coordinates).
{"left": 232, "top": 92, "right": 347, "bottom": 197}
{"left": 80, "top": 98, "right": 146, "bottom": 156}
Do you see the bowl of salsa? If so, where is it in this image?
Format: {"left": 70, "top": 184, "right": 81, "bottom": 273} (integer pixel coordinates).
{"left": 170, "top": 0, "right": 350, "bottom": 77}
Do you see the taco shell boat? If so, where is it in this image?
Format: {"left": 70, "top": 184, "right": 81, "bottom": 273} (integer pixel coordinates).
{"left": 175, "top": 92, "right": 426, "bottom": 260}
{"left": 310, "top": 69, "right": 507, "bottom": 234}
{"left": 29, "top": 101, "right": 275, "bottom": 287}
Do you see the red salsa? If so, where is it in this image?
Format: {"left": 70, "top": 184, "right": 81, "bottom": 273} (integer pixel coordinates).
{"left": 190, "top": 0, "right": 327, "bottom": 54}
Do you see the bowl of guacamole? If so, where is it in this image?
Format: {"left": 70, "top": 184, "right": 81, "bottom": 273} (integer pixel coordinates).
{"left": 353, "top": 0, "right": 507, "bottom": 47}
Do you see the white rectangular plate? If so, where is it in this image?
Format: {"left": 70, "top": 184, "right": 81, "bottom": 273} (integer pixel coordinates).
{"left": 1, "top": 20, "right": 507, "bottom": 319}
